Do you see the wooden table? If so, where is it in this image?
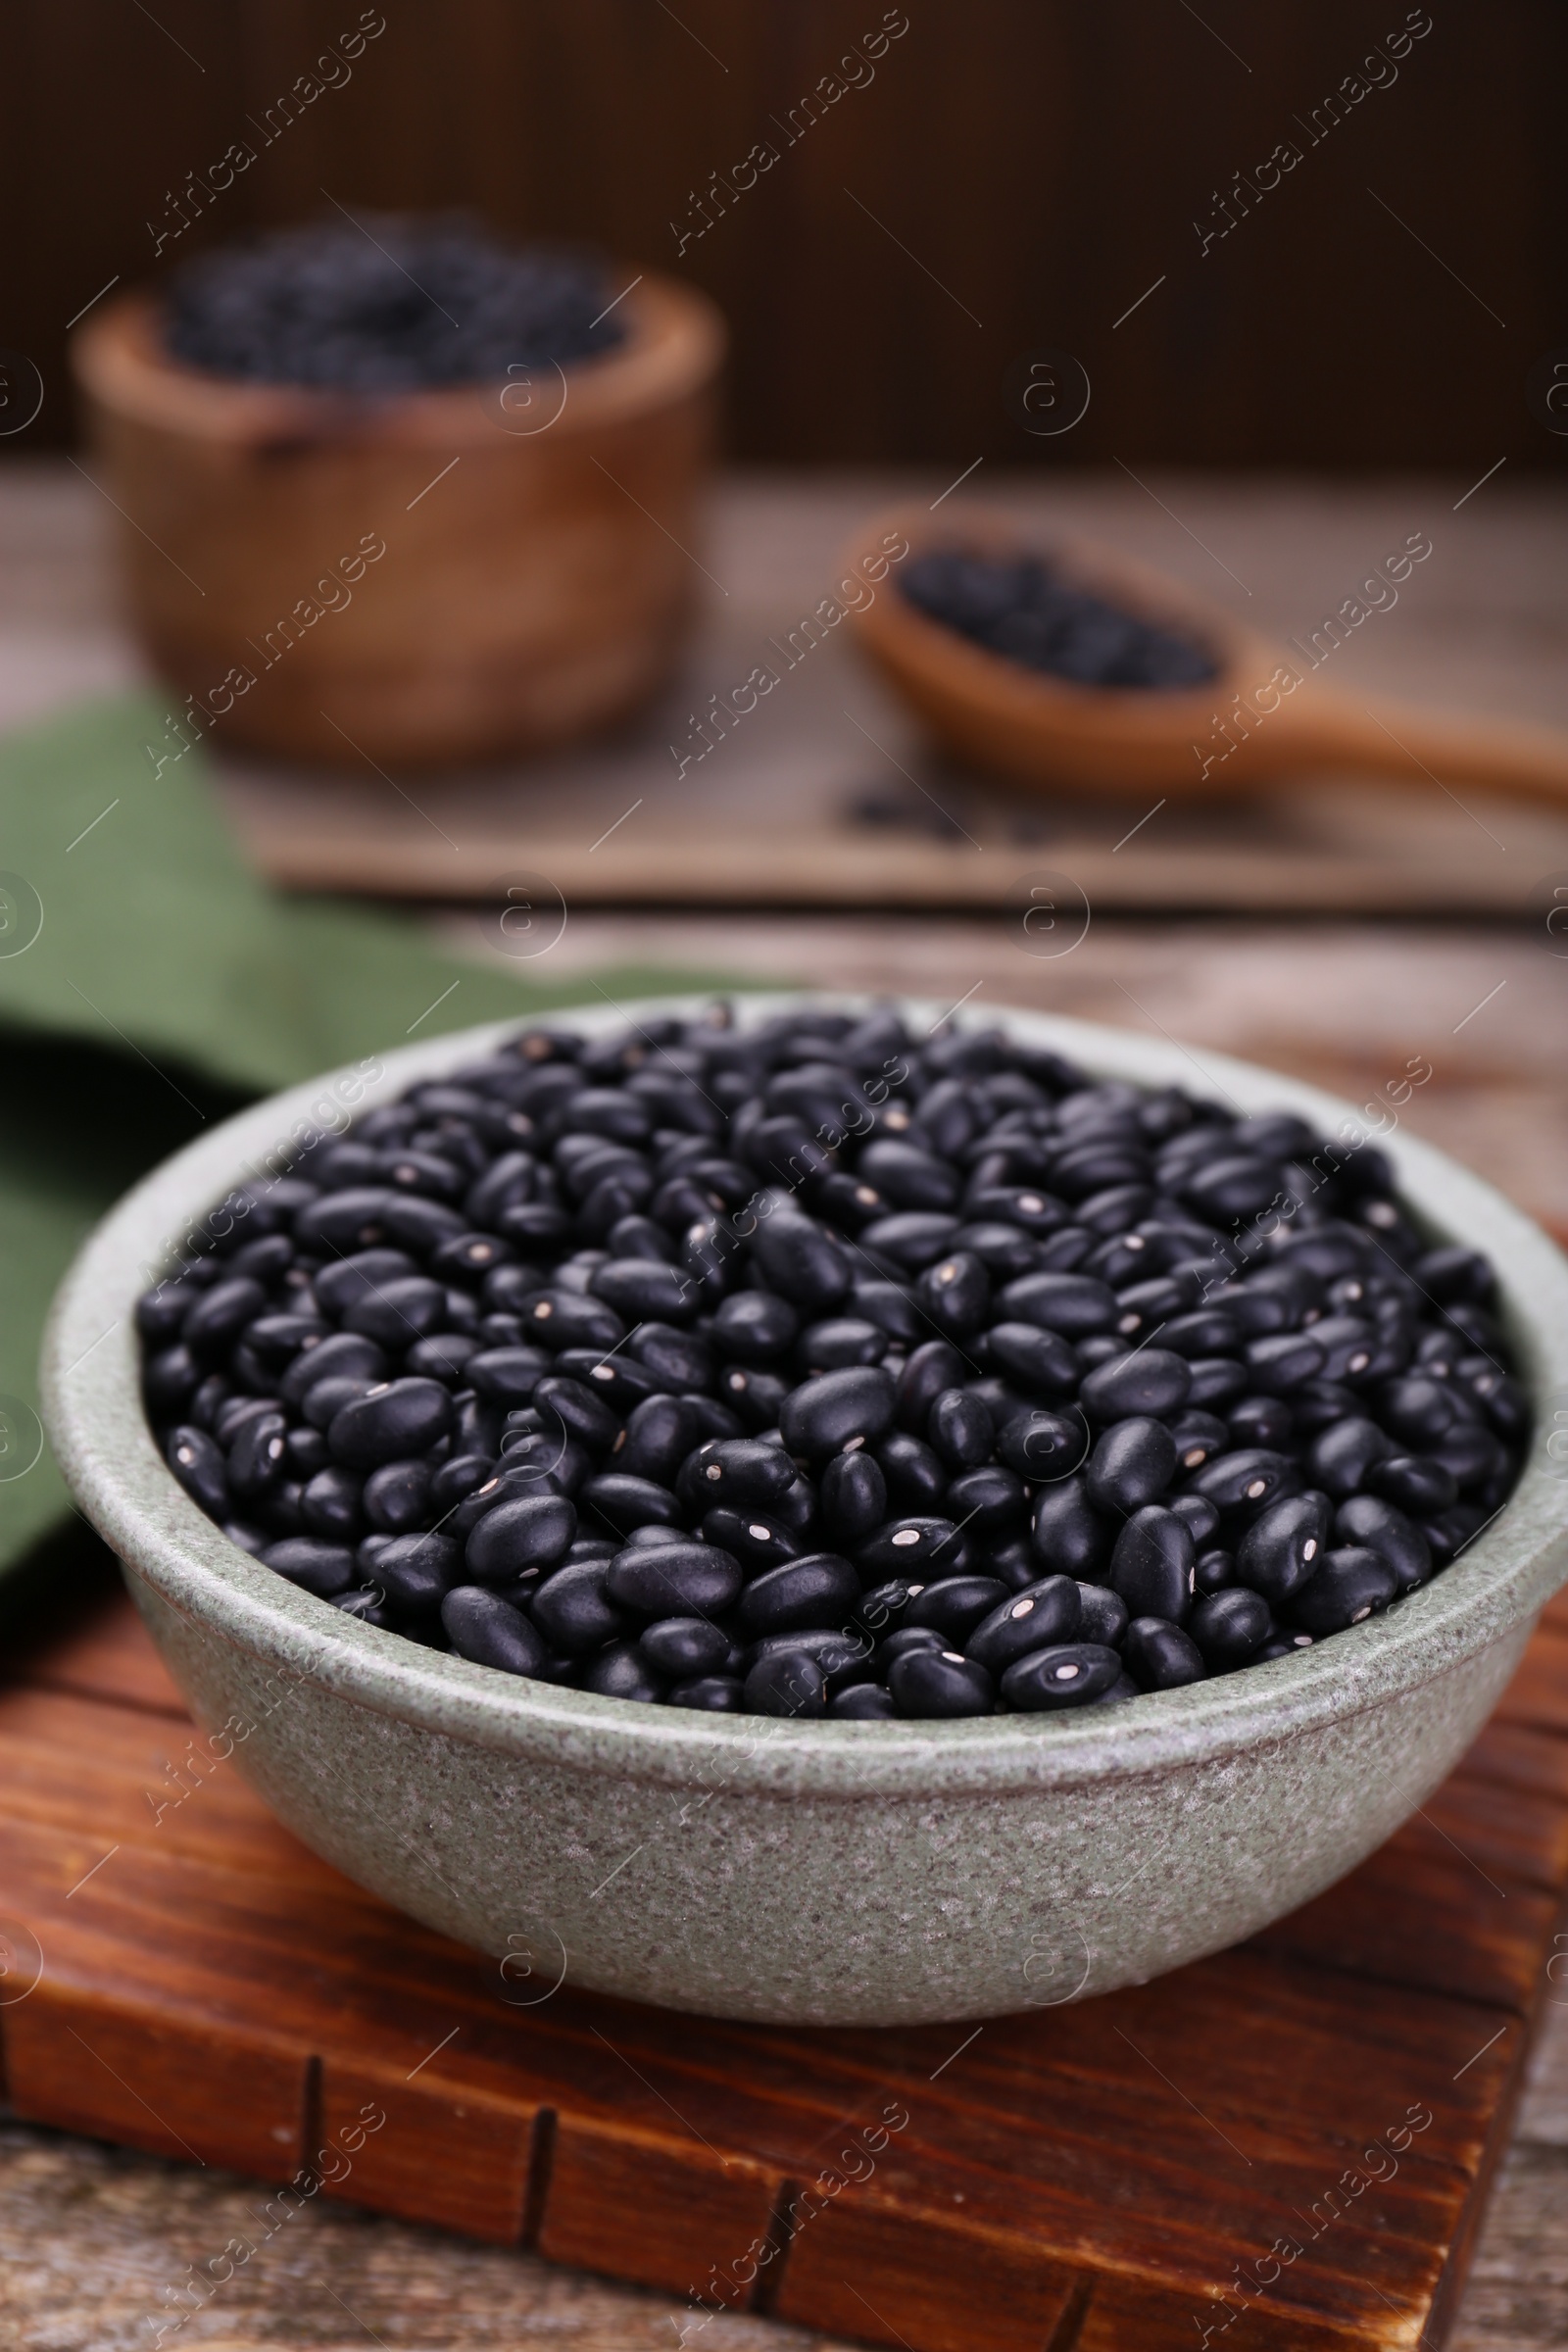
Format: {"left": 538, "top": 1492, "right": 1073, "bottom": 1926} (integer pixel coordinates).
{"left": 0, "top": 461, "right": 1564, "bottom": 2351}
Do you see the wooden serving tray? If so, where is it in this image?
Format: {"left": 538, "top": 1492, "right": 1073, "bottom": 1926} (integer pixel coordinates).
{"left": 3, "top": 1573, "right": 1566, "bottom": 2352}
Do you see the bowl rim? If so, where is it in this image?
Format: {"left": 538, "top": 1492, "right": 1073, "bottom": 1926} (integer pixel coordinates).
{"left": 41, "top": 993, "right": 1568, "bottom": 1799}
{"left": 70, "top": 272, "right": 725, "bottom": 448}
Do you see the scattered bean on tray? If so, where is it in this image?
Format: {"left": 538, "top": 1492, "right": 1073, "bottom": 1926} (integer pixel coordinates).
{"left": 140, "top": 1004, "right": 1527, "bottom": 1722}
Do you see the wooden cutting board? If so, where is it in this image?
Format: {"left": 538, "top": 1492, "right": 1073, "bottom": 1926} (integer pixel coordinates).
{"left": 3, "top": 1574, "right": 1566, "bottom": 2352}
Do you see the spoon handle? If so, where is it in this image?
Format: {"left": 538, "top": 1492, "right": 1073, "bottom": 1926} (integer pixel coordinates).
{"left": 1273, "top": 689, "right": 1568, "bottom": 807}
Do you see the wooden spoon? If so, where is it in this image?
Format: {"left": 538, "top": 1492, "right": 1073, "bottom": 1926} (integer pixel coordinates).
{"left": 845, "top": 504, "right": 1568, "bottom": 803}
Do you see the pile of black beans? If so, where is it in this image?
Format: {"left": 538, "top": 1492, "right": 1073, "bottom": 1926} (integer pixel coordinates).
{"left": 140, "top": 1005, "right": 1526, "bottom": 1723}
{"left": 902, "top": 549, "right": 1218, "bottom": 690}
{"left": 164, "top": 216, "right": 626, "bottom": 390}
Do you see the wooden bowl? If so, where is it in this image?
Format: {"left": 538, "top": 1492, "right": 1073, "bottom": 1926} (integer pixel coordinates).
{"left": 72, "top": 277, "right": 725, "bottom": 769}
{"left": 847, "top": 504, "right": 1568, "bottom": 806}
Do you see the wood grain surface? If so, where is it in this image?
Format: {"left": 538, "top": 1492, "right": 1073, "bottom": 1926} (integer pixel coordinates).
{"left": 2, "top": 1572, "right": 1565, "bottom": 2352}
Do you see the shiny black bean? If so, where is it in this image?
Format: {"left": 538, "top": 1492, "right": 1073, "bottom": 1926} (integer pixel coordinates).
{"left": 263, "top": 1536, "right": 358, "bottom": 1597}
{"left": 1234, "top": 1493, "right": 1330, "bottom": 1605}
{"left": 639, "top": 1616, "right": 733, "bottom": 1677}
{"left": 1189, "top": 1588, "right": 1273, "bottom": 1669}
{"left": 1001, "top": 1642, "right": 1122, "bottom": 1709}
{"left": 779, "top": 1365, "right": 897, "bottom": 1458}
{"left": 876, "top": 1625, "right": 947, "bottom": 1671}
{"left": 701, "top": 1506, "right": 799, "bottom": 1569}
{"left": 917, "top": 1250, "right": 991, "bottom": 1340}
{"left": 751, "top": 1214, "right": 852, "bottom": 1313}
{"left": 244, "top": 1313, "right": 330, "bottom": 1371}
{"left": 895, "top": 1339, "right": 969, "bottom": 1433}
{"left": 1109, "top": 1506, "right": 1195, "bottom": 1623}
{"left": 328, "top": 1378, "right": 453, "bottom": 1469}
{"left": 441, "top": 1587, "right": 548, "bottom": 1677}
{"left": 300, "top": 1466, "right": 363, "bottom": 1540}
{"left": 746, "top": 1629, "right": 876, "bottom": 1690}
{"left": 363, "top": 1458, "right": 431, "bottom": 1534}
{"left": 1182, "top": 1357, "right": 1248, "bottom": 1407}
{"left": 876, "top": 1431, "right": 949, "bottom": 1514}
{"left": 1336, "top": 1494, "right": 1431, "bottom": 1592}
{"left": 887, "top": 1647, "right": 993, "bottom": 1717}
{"left": 737, "top": 1551, "right": 859, "bottom": 1635}
{"left": 167, "top": 1425, "right": 228, "bottom": 1516}
{"left": 279, "top": 1331, "right": 386, "bottom": 1409}
{"left": 830, "top": 1683, "right": 898, "bottom": 1719}
{"left": 966, "top": 1576, "right": 1081, "bottom": 1671}
{"left": 532, "top": 1559, "right": 628, "bottom": 1654}
{"left": 927, "top": 1388, "right": 992, "bottom": 1471}
{"left": 1079, "top": 1347, "right": 1191, "bottom": 1425}
{"left": 1289, "top": 1545, "right": 1398, "bottom": 1633}
{"left": 851, "top": 1280, "right": 925, "bottom": 1343}
{"left": 466, "top": 1494, "right": 576, "bottom": 1582}
{"left": 556, "top": 1348, "right": 662, "bottom": 1416}
{"left": 578, "top": 1642, "right": 662, "bottom": 1703}
{"left": 996, "top": 1407, "right": 1089, "bottom": 1484}
{"left": 798, "top": 1317, "right": 888, "bottom": 1371}
{"left": 1123, "top": 1618, "right": 1206, "bottom": 1690}
{"left": 533, "top": 1375, "right": 620, "bottom": 1451}
{"left": 405, "top": 1333, "right": 479, "bottom": 1383}
{"left": 1168, "top": 1492, "right": 1220, "bottom": 1550}
{"left": 580, "top": 1474, "right": 683, "bottom": 1538}
{"left": 1158, "top": 1310, "right": 1243, "bottom": 1360}
{"left": 743, "top": 1648, "right": 827, "bottom": 1716}
{"left": 999, "top": 1270, "right": 1118, "bottom": 1338}
{"left": 341, "top": 1275, "right": 448, "bottom": 1351}
{"left": 1030, "top": 1476, "right": 1110, "bottom": 1578}
{"left": 719, "top": 1365, "right": 790, "bottom": 1427}
{"left": 374, "top": 1533, "right": 462, "bottom": 1615}
{"left": 687, "top": 1438, "right": 798, "bottom": 1513}
{"left": 983, "top": 1321, "right": 1080, "bottom": 1398}
{"left": 1428, "top": 1421, "right": 1508, "bottom": 1489}
{"left": 1193, "top": 1547, "right": 1235, "bottom": 1594}
{"left": 861, "top": 1212, "right": 962, "bottom": 1271}
{"left": 606, "top": 1540, "right": 743, "bottom": 1618}
{"left": 632, "top": 1316, "right": 713, "bottom": 1389}
{"left": 226, "top": 1410, "right": 291, "bottom": 1502}
{"left": 905, "top": 1575, "right": 1008, "bottom": 1641}
{"left": 1376, "top": 1374, "right": 1466, "bottom": 1448}
{"left": 1224, "top": 1395, "right": 1295, "bottom": 1451}
{"left": 800, "top": 1450, "right": 879, "bottom": 1553}
{"left": 1366, "top": 1453, "right": 1457, "bottom": 1515}
{"left": 1085, "top": 1417, "right": 1177, "bottom": 1515}
{"left": 1074, "top": 1582, "right": 1129, "bottom": 1647}
{"left": 182, "top": 1276, "right": 268, "bottom": 1363}
{"left": 461, "top": 1347, "right": 552, "bottom": 1406}
{"left": 858, "top": 1516, "right": 970, "bottom": 1578}
{"left": 1188, "top": 1448, "right": 1301, "bottom": 1517}
{"left": 669, "top": 1675, "right": 746, "bottom": 1711}
{"left": 612, "top": 1395, "right": 698, "bottom": 1486}
{"left": 945, "top": 1464, "right": 1027, "bottom": 1536}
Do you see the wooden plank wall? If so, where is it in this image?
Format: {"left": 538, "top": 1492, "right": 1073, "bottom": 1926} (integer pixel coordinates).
{"left": 3, "top": 0, "right": 1565, "bottom": 466}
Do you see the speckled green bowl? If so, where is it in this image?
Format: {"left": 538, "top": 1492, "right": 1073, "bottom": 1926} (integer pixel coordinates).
{"left": 42, "top": 998, "right": 1568, "bottom": 2027}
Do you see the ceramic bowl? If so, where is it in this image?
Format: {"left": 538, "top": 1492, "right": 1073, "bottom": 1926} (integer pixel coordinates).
{"left": 42, "top": 998, "right": 1568, "bottom": 2027}
{"left": 72, "top": 275, "right": 724, "bottom": 767}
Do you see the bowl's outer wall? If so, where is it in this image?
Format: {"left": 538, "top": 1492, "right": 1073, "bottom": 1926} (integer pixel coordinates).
{"left": 44, "top": 997, "right": 1568, "bottom": 2025}
{"left": 132, "top": 1571, "right": 1531, "bottom": 2026}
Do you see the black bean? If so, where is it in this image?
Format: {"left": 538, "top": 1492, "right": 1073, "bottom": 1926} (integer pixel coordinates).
{"left": 1074, "top": 1582, "right": 1129, "bottom": 1646}
{"left": 363, "top": 1458, "right": 432, "bottom": 1534}
{"left": 1376, "top": 1374, "right": 1466, "bottom": 1448}
{"left": 905, "top": 1575, "right": 1008, "bottom": 1641}
{"left": 815, "top": 1446, "right": 888, "bottom": 1546}
{"left": 167, "top": 1425, "right": 229, "bottom": 1516}
{"left": 669, "top": 1675, "right": 746, "bottom": 1711}
{"left": 607, "top": 1539, "right": 743, "bottom": 1618}
{"left": 894, "top": 1339, "right": 969, "bottom": 1433}
{"left": 328, "top": 1378, "right": 453, "bottom": 1469}
{"left": 830, "top": 1683, "right": 898, "bottom": 1719}
{"left": 441, "top": 1587, "right": 547, "bottom": 1677}
{"left": 744, "top": 1647, "right": 827, "bottom": 1716}
{"left": 578, "top": 1642, "right": 662, "bottom": 1703}
{"left": 1079, "top": 1348, "right": 1191, "bottom": 1424}
{"left": 614, "top": 1395, "right": 700, "bottom": 1485}
{"left": 1193, "top": 1546, "right": 1235, "bottom": 1594}
{"left": 751, "top": 1214, "right": 852, "bottom": 1313}
{"left": 927, "top": 1388, "right": 993, "bottom": 1471}
{"left": 375, "top": 1532, "right": 462, "bottom": 1615}
{"left": 917, "top": 1250, "right": 991, "bottom": 1340}
{"left": 1030, "top": 1476, "right": 1110, "bottom": 1577}
{"left": 701, "top": 1506, "right": 799, "bottom": 1569}
{"left": 966, "top": 1576, "right": 1081, "bottom": 1670}
{"left": 1335, "top": 1494, "right": 1431, "bottom": 1592}
{"left": 799, "top": 1317, "right": 888, "bottom": 1371}
{"left": 1188, "top": 1588, "right": 1273, "bottom": 1669}
{"left": 1233, "top": 1493, "right": 1330, "bottom": 1605}
{"left": 1158, "top": 1310, "right": 1243, "bottom": 1360}
{"left": 746, "top": 1629, "right": 875, "bottom": 1690}
{"left": 876, "top": 1431, "right": 949, "bottom": 1514}
{"left": 999, "top": 1270, "right": 1118, "bottom": 1338}
{"left": 982, "top": 1321, "right": 1080, "bottom": 1398}
{"left": 1188, "top": 1448, "right": 1301, "bottom": 1516}
{"left": 1123, "top": 1618, "right": 1206, "bottom": 1690}
{"left": 779, "top": 1365, "right": 897, "bottom": 1458}
{"left": 466, "top": 1494, "right": 576, "bottom": 1582}
{"left": 1085, "top": 1417, "right": 1177, "bottom": 1515}
{"left": 854, "top": 1578, "right": 928, "bottom": 1636}
{"left": 301, "top": 1466, "right": 363, "bottom": 1539}
{"left": 639, "top": 1616, "right": 733, "bottom": 1677}
{"left": 1428, "top": 1421, "right": 1508, "bottom": 1489}
{"left": 1109, "top": 1506, "right": 1195, "bottom": 1623}
{"left": 1366, "top": 1453, "right": 1457, "bottom": 1515}
{"left": 182, "top": 1276, "right": 268, "bottom": 1363}
{"left": 534, "top": 1374, "right": 620, "bottom": 1451}
{"left": 851, "top": 1280, "right": 926, "bottom": 1343}
{"left": 1001, "top": 1643, "right": 1123, "bottom": 1709}
{"left": 996, "top": 1407, "right": 1089, "bottom": 1484}
{"left": 689, "top": 1437, "right": 798, "bottom": 1512}
{"left": 737, "top": 1551, "right": 859, "bottom": 1635}
{"left": 263, "top": 1537, "right": 358, "bottom": 1597}
{"left": 858, "top": 1516, "right": 970, "bottom": 1578}
{"left": 532, "top": 1559, "right": 628, "bottom": 1654}
{"left": 887, "top": 1647, "right": 993, "bottom": 1717}
{"left": 1225, "top": 1395, "right": 1295, "bottom": 1451}
{"left": 1289, "top": 1545, "right": 1398, "bottom": 1633}
{"left": 945, "top": 1464, "right": 1027, "bottom": 1537}
{"left": 278, "top": 1330, "right": 386, "bottom": 1408}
